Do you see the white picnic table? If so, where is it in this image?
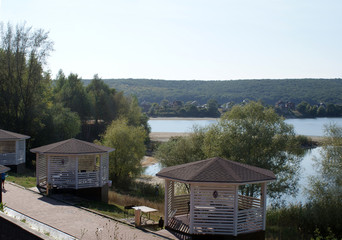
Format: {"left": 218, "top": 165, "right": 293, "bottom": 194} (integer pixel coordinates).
{"left": 132, "top": 206, "right": 158, "bottom": 221}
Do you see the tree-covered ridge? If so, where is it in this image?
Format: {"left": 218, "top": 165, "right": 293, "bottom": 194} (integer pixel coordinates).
{"left": 82, "top": 78, "right": 342, "bottom": 106}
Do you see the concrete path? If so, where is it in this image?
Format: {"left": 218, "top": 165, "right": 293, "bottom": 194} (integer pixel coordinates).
{"left": 2, "top": 182, "right": 170, "bottom": 240}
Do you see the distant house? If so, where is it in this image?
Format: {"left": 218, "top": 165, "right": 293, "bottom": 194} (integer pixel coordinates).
{"left": 285, "top": 102, "right": 295, "bottom": 110}
{"left": 275, "top": 101, "right": 286, "bottom": 109}
{"left": 0, "top": 129, "right": 30, "bottom": 172}
{"left": 276, "top": 101, "right": 295, "bottom": 110}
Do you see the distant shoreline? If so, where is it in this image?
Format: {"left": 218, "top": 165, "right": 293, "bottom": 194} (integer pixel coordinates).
{"left": 150, "top": 132, "right": 325, "bottom": 143}
{"left": 149, "top": 117, "right": 219, "bottom": 121}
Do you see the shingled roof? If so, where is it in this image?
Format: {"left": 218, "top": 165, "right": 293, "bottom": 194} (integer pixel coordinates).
{"left": 0, "top": 129, "right": 30, "bottom": 140}
{"left": 0, "top": 165, "right": 10, "bottom": 174}
{"left": 156, "top": 157, "right": 276, "bottom": 184}
{"left": 30, "top": 138, "right": 114, "bottom": 155}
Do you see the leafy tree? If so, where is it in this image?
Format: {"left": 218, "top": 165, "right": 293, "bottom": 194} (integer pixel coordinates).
{"left": 326, "top": 104, "right": 339, "bottom": 117}
{"left": 207, "top": 99, "right": 220, "bottom": 117}
{"left": 50, "top": 104, "right": 81, "bottom": 141}
{"left": 296, "top": 101, "right": 309, "bottom": 115}
{"left": 0, "top": 22, "right": 53, "bottom": 136}
{"left": 156, "top": 127, "right": 206, "bottom": 167}
{"left": 305, "top": 124, "right": 342, "bottom": 237}
{"left": 54, "top": 72, "right": 92, "bottom": 122}
{"left": 317, "top": 105, "right": 326, "bottom": 117}
{"left": 308, "top": 124, "right": 342, "bottom": 201}
{"left": 99, "top": 118, "right": 147, "bottom": 187}
{"left": 156, "top": 101, "right": 303, "bottom": 200}
{"left": 86, "top": 74, "right": 116, "bottom": 124}
{"left": 203, "top": 102, "right": 303, "bottom": 199}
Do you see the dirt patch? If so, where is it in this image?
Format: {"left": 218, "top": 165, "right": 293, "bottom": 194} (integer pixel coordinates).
{"left": 149, "top": 132, "right": 190, "bottom": 142}
{"left": 141, "top": 156, "right": 159, "bottom": 167}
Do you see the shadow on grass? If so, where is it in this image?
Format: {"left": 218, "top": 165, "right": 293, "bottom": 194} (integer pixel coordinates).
{"left": 77, "top": 200, "right": 128, "bottom": 219}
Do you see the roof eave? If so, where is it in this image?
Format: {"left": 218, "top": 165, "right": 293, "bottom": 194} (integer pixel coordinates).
{"left": 156, "top": 175, "right": 276, "bottom": 185}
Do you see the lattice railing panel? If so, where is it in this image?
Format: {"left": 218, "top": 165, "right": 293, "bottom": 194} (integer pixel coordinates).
{"left": 192, "top": 185, "right": 235, "bottom": 235}
{"left": 100, "top": 153, "right": 109, "bottom": 185}
{"left": 49, "top": 156, "right": 76, "bottom": 188}
{"left": 238, "top": 195, "right": 261, "bottom": 210}
{"left": 237, "top": 207, "right": 263, "bottom": 234}
{"left": 38, "top": 154, "right": 47, "bottom": 187}
{"left": 173, "top": 194, "right": 190, "bottom": 216}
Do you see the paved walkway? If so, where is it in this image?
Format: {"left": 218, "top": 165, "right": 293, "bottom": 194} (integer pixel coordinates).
{"left": 2, "top": 182, "right": 170, "bottom": 240}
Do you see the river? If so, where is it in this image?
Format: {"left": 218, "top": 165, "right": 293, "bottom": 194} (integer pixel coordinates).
{"left": 145, "top": 117, "right": 341, "bottom": 204}
{"left": 149, "top": 117, "right": 342, "bottom": 136}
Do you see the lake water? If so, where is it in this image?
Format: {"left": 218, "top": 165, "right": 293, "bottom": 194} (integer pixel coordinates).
{"left": 149, "top": 117, "right": 342, "bottom": 136}
{"left": 146, "top": 117, "right": 340, "bottom": 204}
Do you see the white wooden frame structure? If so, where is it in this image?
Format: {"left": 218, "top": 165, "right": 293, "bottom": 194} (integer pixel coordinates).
{"left": 35, "top": 153, "right": 109, "bottom": 190}
{"left": 157, "top": 157, "right": 275, "bottom": 237}
{"left": 0, "top": 129, "right": 30, "bottom": 166}
{"left": 31, "top": 138, "right": 114, "bottom": 190}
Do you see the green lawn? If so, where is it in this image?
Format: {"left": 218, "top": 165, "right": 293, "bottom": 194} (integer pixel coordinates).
{"left": 6, "top": 172, "right": 36, "bottom": 189}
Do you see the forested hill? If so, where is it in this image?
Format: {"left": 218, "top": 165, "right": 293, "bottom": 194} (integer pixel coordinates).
{"left": 82, "top": 78, "right": 342, "bottom": 105}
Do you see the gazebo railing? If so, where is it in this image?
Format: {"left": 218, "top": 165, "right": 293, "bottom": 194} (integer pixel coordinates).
{"left": 78, "top": 171, "right": 100, "bottom": 188}
{"left": 237, "top": 207, "right": 263, "bottom": 234}
{"left": 0, "top": 153, "right": 17, "bottom": 165}
{"left": 238, "top": 195, "right": 261, "bottom": 209}
{"left": 172, "top": 194, "right": 190, "bottom": 216}
{"left": 50, "top": 171, "right": 101, "bottom": 189}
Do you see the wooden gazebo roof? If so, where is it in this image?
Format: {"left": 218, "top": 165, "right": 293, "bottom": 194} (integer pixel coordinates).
{"left": 0, "top": 165, "right": 10, "bottom": 174}
{"left": 0, "top": 129, "right": 30, "bottom": 140}
{"left": 31, "top": 138, "right": 114, "bottom": 155}
{"left": 156, "top": 157, "right": 276, "bottom": 184}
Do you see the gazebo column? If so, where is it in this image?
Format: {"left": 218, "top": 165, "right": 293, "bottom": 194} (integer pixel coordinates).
{"left": 261, "top": 182, "right": 267, "bottom": 231}
{"left": 75, "top": 157, "right": 78, "bottom": 189}
{"left": 189, "top": 184, "right": 194, "bottom": 234}
{"left": 36, "top": 153, "right": 39, "bottom": 186}
{"left": 98, "top": 155, "right": 102, "bottom": 186}
{"left": 164, "top": 179, "right": 170, "bottom": 227}
{"left": 233, "top": 185, "right": 239, "bottom": 236}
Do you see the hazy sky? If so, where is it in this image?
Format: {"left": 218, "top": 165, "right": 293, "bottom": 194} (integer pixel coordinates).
{"left": 0, "top": 0, "right": 341, "bottom": 80}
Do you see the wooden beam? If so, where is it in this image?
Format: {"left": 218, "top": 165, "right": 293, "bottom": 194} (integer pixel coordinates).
{"left": 75, "top": 157, "right": 78, "bottom": 190}
{"left": 261, "top": 182, "right": 267, "bottom": 230}
{"left": 233, "top": 185, "right": 238, "bottom": 236}
{"left": 164, "top": 179, "right": 169, "bottom": 227}
{"left": 189, "top": 184, "right": 194, "bottom": 234}
{"left": 36, "top": 153, "right": 39, "bottom": 186}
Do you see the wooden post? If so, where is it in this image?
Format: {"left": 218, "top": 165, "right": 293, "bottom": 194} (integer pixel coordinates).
{"left": 233, "top": 185, "right": 239, "bottom": 236}
{"left": 75, "top": 157, "right": 78, "bottom": 190}
{"left": 15, "top": 140, "right": 19, "bottom": 165}
{"left": 164, "top": 180, "right": 169, "bottom": 227}
{"left": 189, "top": 184, "right": 194, "bottom": 234}
{"left": 261, "top": 182, "right": 267, "bottom": 231}
{"left": 135, "top": 209, "right": 141, "bottom": 227}
{"left": 47, "top": 155, "right": 50, "bottom": 185}
{"left": 98, "top": 154, "right": 102, "bottom": 186}
{"left": 36, "top": 153, "right": 39, "bottom": 186}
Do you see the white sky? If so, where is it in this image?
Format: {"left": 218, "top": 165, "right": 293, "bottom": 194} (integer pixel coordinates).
{"left": 0, "top": 0, "right": 341, "bottom": 80}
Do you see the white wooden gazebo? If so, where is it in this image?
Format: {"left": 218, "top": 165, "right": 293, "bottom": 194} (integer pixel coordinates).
{"left": 0, "top": 129, "right": 30, "bottom": 170}
{"left": 156, "top": 157, "right": 276, "bottom": 237}
{"left": 31, "top": 138, "right": 114, "bottom": 195}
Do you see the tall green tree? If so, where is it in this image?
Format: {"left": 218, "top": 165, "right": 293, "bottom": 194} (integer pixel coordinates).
{"left": 86, "top": 74, "right": 116, "bottom": 124}
{"left": 0, "top": 22, "right": 53, "bottom": 136}
{"left": 54, "top": 72, "right": 92, "bottom": 122}
{"left": 156, "top": 102, "right": 304, "bottom": 200}
{"left": 204, "top": 102, "right": 303, "bottom": 199}
{"left": 100, "top": 118, "right": 146, "bottom": 187}
{"left": 304, "top": 124, "right": 342, "bottom": 237}
{"left": 308, "top": 124, "right": 342, "bottom": 201}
